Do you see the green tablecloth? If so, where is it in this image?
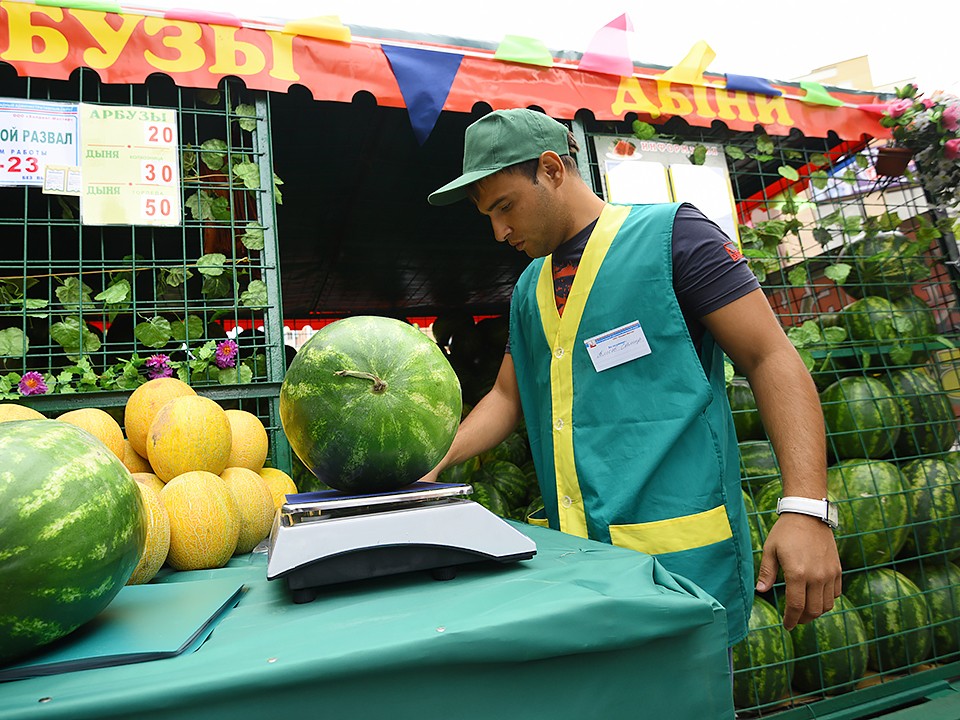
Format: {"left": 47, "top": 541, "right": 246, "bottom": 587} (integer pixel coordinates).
{"left": 0, "top": 523, "right": 735, "bottom": 719}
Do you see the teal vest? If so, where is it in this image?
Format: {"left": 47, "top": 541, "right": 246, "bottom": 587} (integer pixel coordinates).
{"left": 510, "top": 203, "right": 751, "bottom": 645}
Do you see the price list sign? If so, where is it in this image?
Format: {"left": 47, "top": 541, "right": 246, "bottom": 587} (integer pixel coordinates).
{"left": 0, "top": 98, "right": 79, "bottom": 186}
{"left": 79, "top": 104, "right": 181, "bottom": 226}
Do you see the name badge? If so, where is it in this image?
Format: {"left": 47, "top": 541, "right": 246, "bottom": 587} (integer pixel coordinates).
{"left": 584, "top": 320, "right": 651, "bottom": 372}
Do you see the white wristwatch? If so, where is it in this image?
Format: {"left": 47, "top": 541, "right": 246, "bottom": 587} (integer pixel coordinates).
{"left": 776, "top": 496, "right": 839, "bottom": 529}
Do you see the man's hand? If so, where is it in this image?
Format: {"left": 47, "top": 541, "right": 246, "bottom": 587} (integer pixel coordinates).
{"left": 756, "top": 512, "right": 842, "bottom": 630}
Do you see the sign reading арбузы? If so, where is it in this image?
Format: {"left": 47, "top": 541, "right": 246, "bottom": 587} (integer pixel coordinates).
{"left": 0, "top": 98, "right": 79, "bottom": 186}
{"left": 79, "top": 103, "right": 181, "bottom": 226}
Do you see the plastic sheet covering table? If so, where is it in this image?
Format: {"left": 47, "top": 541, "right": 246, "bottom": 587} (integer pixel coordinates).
{"left": 0, "top": 523, "right": 735, "bottom": 719}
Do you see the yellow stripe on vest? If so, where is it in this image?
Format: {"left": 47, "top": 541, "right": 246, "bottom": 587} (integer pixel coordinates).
{"left": 609, "top": 505, "right": 733, "bottom": 555}
{"left": 536, "top": 204, "right": 631, "bottom": 538}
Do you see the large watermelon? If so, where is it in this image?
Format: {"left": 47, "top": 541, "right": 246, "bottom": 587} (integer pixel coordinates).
{"left": 883, "top": 368, "right": 958, "bottom": 457}
{"left": 828, "top": 459, "right": 909, "bottom": 569}
{"left": 845, "top": 568, "right": 932, "bottom": 672}
{"left": 892, "top": 293, "right": 936, "bottom": 339}
{"left": 479, "top": 431, "right": 529, "bottom": 467}
{"left": 438, "top": 455, "right": 481, "bottom": 485}
{"left": 901, "top": 561, "right": 960, "bottom": 660}
{"left": 0, "top": 420, "right": 145, "bottom": 663}
{"left": 732, "top": 596, "right": 794, "bottom": 710}
{"left": 279, "top": 316, "right": 462, "bottom": 494}
{"left": 728, "top": 377, "right": 764, "bottom": 441}
{"left": 820, "top": 376, "right": 901, "bottom": 460}
{"left": 789, "top": 594, "right": 869, "bottom": 694}
{"left": 742, "top": 490, "right": 763, "bottom": 584}
{"left": 474, "top": 459, "right": 532, "bottom": 509}
{"left": 898, "top": 458, "right": 960, "bottom": 559}
{"left": 838, "top": 231, "right": 929, "bottom": 300}
{"left": 738, "top": 439, "right": 780, "bottom": 492}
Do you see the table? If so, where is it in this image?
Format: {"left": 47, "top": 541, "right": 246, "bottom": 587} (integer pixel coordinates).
{"left": 0, "top": 523, "right": 735, "bottom": 719}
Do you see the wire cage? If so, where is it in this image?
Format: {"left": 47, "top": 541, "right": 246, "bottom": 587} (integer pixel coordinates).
{"left": 578, "top": 114, "right": 960, "bottom": 717}
{"left": 0, "top": 67, "right": 291, "bottom": 472}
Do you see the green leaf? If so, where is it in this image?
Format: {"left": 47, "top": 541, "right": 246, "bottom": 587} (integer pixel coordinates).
{"left": 631, "top": 120, "right": 656, "bottom": 140}
{"left": 724, "top": 145, "right": 746, "bottom": 160}
{"left": 822, "top": 326, "right": 847, "bottom": 344}
{"left": 200, "top": 139, "right": 228, "bottom": 171}
{"left": 50, "top": 317, "right": 101, "bottom": 355}
{"left": 180, "top": 151, "right": 197, "bottom": 176}
{"left": 240, "top": 222, "right": 265, "bottom": 251}
{"left": 55, "top": 277, "right": 93, "bottom": 309}
{"left": 749, "top": 153, "right": 774, "bottom": 163}
{"left": 170, "top": 315, "right": 205, "bottom": 342}
{"left": 796, "top": 348, "right": 815, "bottom": 373}
{"left": 810, "top": 153, "right": 830, "bottom": 168}
{"left": 786, "top": 321, "right": 822, "bottom": 349}
{"left": 202, "top": 274, "right": 233, "bottom": 299}
{"left": 810, "top": 169, "right": 830, "bottom": 190}
{"left": 934, "top": 335, "right": 956, "bottom": 350}
{"left": 778, "top": 166, "right": 800, "bottom": 182}
{"left": 691, "top": 145, "right": 707, "bottom": 165}
{"left": 196, "top": 89, "right": 221, "bottom": 105}
{"left": 724, "top": 360, "right": 735, "bottom": 384}
{"left": 824, "top": 262, "right": 851, "bottom": 284}
{"left": 184, "top": 191, "right": 213, "bottom": 221}
{"left": 210, "top": 195, "right": 232, "bottom": 222}
{"left": 197, "top": 253, "right": 227, "bottom": 277}
{"left": 234, "top": 104, "right": 258, "bottom": 132}
{"left": 233, "top": 161, "right": 260, "bottom": 190}
{"left": 218, "top": 364, "right": 253, "bottom": 385}
{"left": 240, "top": 279, "right": 268, "bottom": 307}
{"left": 841, "top": 215, "right": 862, "bottom": 234}
{"left": 747, "top": 260, "right": 767, "bottom": 284}
{"left": 0, "top": 327, "right": 27, "bottom": 356}
{"left": 94, "top": 279, "right": 131, "bottom": 305}
{"left": 854, "top": 154, "right": 869, "bottom": 169}
{"left": 134, "top": 316, "right": 172, "bottom": 349}
{"left": 787, "top": 265, "right": 808, "bottom": 287}
{"left": 889, "top": 344, "right": 913, "bottom": 366}
{"left": 755, "top": 135, "right": 775, "bottom": 155}
{"left": 273, "top": 173, "right": 283, "bottom": 205}
{"left": 841, "top": 168, "right": 858, "bottom": 185}
{"left": 162, "top": 267, "right": 193, "bottom": 288}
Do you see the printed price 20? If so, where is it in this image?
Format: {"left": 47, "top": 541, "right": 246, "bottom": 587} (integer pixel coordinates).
{"left": 144, "top": 123, "right": 176, "bottom": 145}
{"left": 141, "top": 195, "right": 174, "bottom": 219}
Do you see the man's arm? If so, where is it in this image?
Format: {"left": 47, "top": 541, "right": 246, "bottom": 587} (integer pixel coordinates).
{"left": 422, "top": 353, "right": 523, "bottom": 481}
{"left": 701, "top": 288, "right": 842, "bottom": 630}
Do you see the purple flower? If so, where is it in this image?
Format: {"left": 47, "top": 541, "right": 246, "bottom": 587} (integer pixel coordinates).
{"left": 18, "top": 371, "right": 47, "bottom": 396}
{"left": 214, "top": 339, "right": 238, "bottom": 369}
{"left": 145, "top": 354, "right": 173, "bottom": 379}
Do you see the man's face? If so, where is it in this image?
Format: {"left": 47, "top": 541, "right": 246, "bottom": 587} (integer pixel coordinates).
{"left": 471, "top": 166, "right": 564, "bottom": 258}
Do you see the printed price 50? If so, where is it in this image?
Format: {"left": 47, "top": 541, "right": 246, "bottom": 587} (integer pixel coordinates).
{"left": 141, "top": 195, "right": 175, "bottom": 220}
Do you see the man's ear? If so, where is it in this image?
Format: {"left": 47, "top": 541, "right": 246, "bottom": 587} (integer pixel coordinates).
{"left": 538, "top": 151, "right": 566, "bottom": 186}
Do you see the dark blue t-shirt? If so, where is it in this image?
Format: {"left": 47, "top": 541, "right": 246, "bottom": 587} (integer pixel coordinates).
{"left": 506, "top": 203, "right": 759, "bottom": 355}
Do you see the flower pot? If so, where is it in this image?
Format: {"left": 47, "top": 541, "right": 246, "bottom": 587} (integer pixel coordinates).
{"left": 875, "top": 147, "right": 914, "bottom": 177}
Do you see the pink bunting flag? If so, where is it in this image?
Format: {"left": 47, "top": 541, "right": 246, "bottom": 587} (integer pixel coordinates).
{"left": 855, "top": 103, "right": 893, "bottom": 116}
{"left": 578, "top": 13, "right": 635, "bottom": 77}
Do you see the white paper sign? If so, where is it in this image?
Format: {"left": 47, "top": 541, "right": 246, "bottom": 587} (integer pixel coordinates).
{"left": 0, "top": 98, "right": 80, "bottom": 186}
{"left": 584, "top": 320, "right": 651, "bottom": 372}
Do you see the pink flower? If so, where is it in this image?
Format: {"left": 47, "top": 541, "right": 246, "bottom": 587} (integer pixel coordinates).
{"left": 887, "top": 99, "right": 914, "bottom": 118}
{"left": 145, "top": 353, "right": 173, "bottom": 379}
{"left": 945, "top": 138, "right": 960, "bottom": 160}
{"left": 18, "top": 371, "right": 47, "bottom": 396}
{"left": 942, "top": 103, "right": 960, "bottom": 132}
{"left": 922, "top": 99, "right": 935, "bottom": 109}
{"left": 214, "top": 340, "right": 238, "bottom": 369}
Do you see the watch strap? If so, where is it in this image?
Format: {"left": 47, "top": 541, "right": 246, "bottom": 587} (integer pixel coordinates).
{"left": 776, "top": 496, "right": 838, "bottom": 528}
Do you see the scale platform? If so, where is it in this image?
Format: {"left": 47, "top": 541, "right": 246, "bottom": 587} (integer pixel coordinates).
{"left": 266, "top": 482, "right": 538, "bottom": 603}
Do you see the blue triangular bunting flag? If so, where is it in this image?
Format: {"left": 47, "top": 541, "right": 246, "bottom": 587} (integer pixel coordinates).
{"left": 382, "top": 45, "right": 463, "bottom": 145}
{"left": 724, "top": 73, "right": 781, "bottom": 97}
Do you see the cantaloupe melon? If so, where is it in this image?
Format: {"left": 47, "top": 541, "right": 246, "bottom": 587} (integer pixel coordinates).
{"left": 127, "top": 482, "right": 170, "bottom": 585}
{"left": 259, "top": 467, "right": 298, "bottom": 511}
{"left": 146, "top": 396, "right": 232, "bottom": 482}
{"left": 0, "top": 404, "right": 44, "bottom": 422}
{"left": 122, "top": 439, "right": 152, "bottom": 473}
{"left": 57, "top": 407, "right": 125, "bottom": 460}
{"left": 160, "top": 471, "right": 239, "bottom": 571}
{"left": 224, "top": 410, "right": 269, "bottom": 471}
{"left": 132, "top": 472, "right": 166, "bottom": 495}
{"left": 221, "top": 467, "right": 276, "bottom": 554}
{"left": 124, "top": 377, "right": 196, "bottom": 458}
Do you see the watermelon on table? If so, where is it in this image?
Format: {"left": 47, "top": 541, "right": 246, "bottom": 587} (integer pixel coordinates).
{"left": 882, "top": 368, "right": 958, "bottom": 457}
{"left": 845, "top": 567, "right": 932, "bottom": 672}
{"left": 901, "top": 561, "right": 960, "bottom": 660}
{"left": 474, "top": 459, "right": 533, "bottom": 509}
{"left": 738, "top": 439, "right": 780, "bottom": 492}
{"left": 789, "top": 594, "right": 869, "bottom": 695}
{"left": 732, "top": 596, "right": 795, "bottom": 711}
{"left": 728, "top": 377, "right": 764, "bottom": 441}
{"left": 828, "top": 459, "right": 909, "bottom": 570}
{"left": 821, "top": 376, "right": 901, "bottom": 460}
{"left": 837, "top": 231, "right": 930, "bottom": 301}
{"left": 279, "top": 316, "right": 462, "bottom": 494}
{"left": 898, "top": 458, "right": 960, "bottom": 560}
{"left": 0, "top": 420, "right": 145, "bottom": 663}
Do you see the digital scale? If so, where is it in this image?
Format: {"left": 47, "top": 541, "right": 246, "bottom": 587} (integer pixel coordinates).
{"left": 266, "top": 482, "right": 538, "bottom": 603}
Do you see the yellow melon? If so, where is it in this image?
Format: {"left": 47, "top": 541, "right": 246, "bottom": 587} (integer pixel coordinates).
{"left": 146, "top": 396, "right": 233, "bottom": 482}
{"left": 259, "top": 467, "right": 298, "bottom": 511}
{"left": 221, "top": 467, "right": 276, "bottom": 554}
{"left": 57, "top": 407, "right": 125, "bottom": 460}
{"left": 127, "top": 482, "right": 170, "bottom": 585}
{"left": 160, "top": 471, "right": 240, "bottom": 571}
{"left": 122, "top": 439, "right": 153, "bottom": 473}
{"left": 124, "top": 377, "right": 197, "bottom": 458}
{"left": 132, "top": 471, "right": 166, "bottom": 495}
{"left": 0, "top": 404, "right": 44, "bottom": 422}
{"left": 223, "top": 409, "right": 269, "bottom": 471}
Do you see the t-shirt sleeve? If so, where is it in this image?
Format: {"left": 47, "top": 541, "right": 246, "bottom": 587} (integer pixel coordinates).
{"left": 672, "top": 203, "right": 760, "bottom": 318}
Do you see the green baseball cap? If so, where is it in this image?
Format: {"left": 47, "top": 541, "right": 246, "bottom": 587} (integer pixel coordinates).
{"left": 428, "top": 108, "right": 569, "bottom": 206}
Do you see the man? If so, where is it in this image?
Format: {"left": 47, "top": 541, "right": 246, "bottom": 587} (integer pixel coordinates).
{"left": 425, "top": 108, "right": 841, "bottom": 646}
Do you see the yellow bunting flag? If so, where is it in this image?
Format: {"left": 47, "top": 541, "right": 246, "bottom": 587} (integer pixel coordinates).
{"left": 658, "top": 40, "right": 715, "bottom": 86}
{"left": 282, "top": 16, "right": 351, "bottom": 43}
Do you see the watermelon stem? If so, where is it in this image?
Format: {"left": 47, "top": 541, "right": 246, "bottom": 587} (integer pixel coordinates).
{"left": 334, "top": 369, "right": 388, "bottom": 394}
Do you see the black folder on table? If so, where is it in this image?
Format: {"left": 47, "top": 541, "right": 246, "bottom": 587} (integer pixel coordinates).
{"left": 0, "top": 576, "right": 245, "bottom": 682}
